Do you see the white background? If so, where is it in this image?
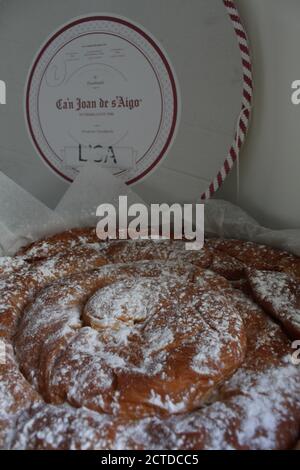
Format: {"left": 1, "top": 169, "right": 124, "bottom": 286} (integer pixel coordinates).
{"left": 0, "top": 0, "right": 241, "bottom": 208}
{"left": 0, "top": 0, "right": 299, "bottom": 231}
{"left": 218, "top": 0, "right": 300, "bottom": 230}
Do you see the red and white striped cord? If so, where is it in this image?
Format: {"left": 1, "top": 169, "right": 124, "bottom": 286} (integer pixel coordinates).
{"left": 201, "top": 0, "right": 253, "bottom": 201}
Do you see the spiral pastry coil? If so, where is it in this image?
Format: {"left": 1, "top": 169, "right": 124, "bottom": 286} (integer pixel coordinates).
{"left": 0, "top": 229, "right": 299, "bottom": 450}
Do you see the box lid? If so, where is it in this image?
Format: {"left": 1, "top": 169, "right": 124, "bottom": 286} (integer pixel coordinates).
{"left": 0, "top": 0, "right": 252, "bottom": 208}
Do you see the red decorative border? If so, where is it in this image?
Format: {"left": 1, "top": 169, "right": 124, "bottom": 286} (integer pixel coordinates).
{"left": 26, "top": 16, "right": 178, "bottom": 185}
{"left": 201, "top": 0, "right": 253, "bottom": 200}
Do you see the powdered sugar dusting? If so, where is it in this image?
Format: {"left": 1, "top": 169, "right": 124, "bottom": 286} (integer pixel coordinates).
{"left": 0, "top": 235, "right": 299, "bottom": 450}
{"left": 248, "top": 270, "right": 300, "bottom": 337}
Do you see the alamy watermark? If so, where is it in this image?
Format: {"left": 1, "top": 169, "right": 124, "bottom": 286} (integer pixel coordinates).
{"left": 291, "top": 340, "right": 300, "bottom": 365}
{"left": 0, "top": 340, "right": 6, "bottom": 365}
{"left": 0, "top": 80, "right": 6, "bottom": 105}
{"left": 291, "top": 80, "right": 300, "bottom": 104}
{"left": 96, "top": 196, "right": 204, "bottom": 250}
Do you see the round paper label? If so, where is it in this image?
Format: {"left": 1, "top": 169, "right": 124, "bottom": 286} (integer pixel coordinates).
{"left": 26, "top": 15, "right": 180, "bottom": 184}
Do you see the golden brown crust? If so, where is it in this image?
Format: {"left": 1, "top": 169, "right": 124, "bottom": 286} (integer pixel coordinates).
{"left": 11, "top": 404, "right": 116, "bottom": 450}
{"left": 247, "top": 269, "right": 300, "bottom": 339}
{"left": 16, "top": 227, "right": 100, "bottom": 260}
{"left": 0, "top": 231, "right": 299, "bottom": 450}
{"left": 206, "top": 238, "right": 300, "bottom": 279}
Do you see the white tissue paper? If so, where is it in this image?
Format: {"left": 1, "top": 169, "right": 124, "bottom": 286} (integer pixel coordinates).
{"left": 0, "top": 172, "right": 65, "bottom": 255}
{"left": 55, "top": 164, "right": 147, "bottom": 228}
{"left": 0, "top": 166, "right": 299, "bottom": 257}
{"left": 204, "top": 199, "right": 300, "bottom": 256}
